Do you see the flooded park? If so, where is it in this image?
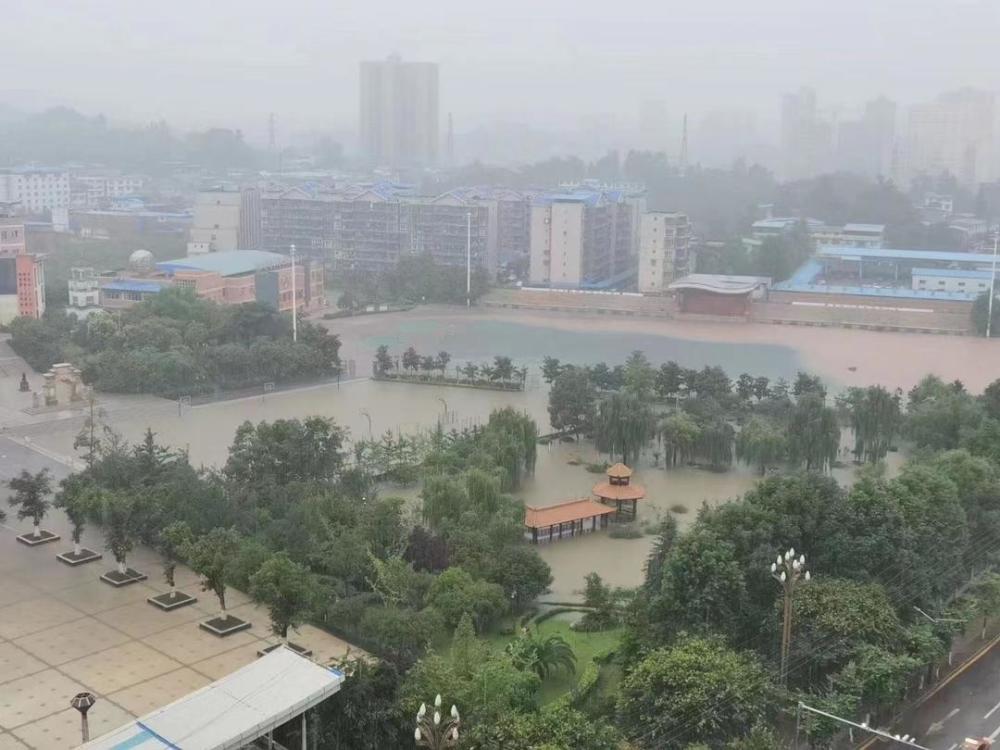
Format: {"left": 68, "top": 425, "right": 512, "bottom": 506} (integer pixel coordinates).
{"left": 22, "top": 306, "right": 1000, "bottom": 599}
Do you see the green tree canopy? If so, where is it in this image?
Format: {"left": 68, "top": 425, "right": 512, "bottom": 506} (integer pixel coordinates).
{"left": 617, "top": 636, "right": 772, "bottom": 749}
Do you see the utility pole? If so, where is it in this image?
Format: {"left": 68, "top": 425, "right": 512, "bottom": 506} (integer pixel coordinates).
{"left": 771, "top": 547, "right": 810, "bottom": 687}
{"left": 465, "top": 212, "right": 472, "bottom": 308}
{"left": 290, "top": 244, "right": 298, "bottom": 343}
{"left": 988, "top": 227, "right": 998, "bottom": 339}
{"left": 796, "top": 702, "right": 931, "bottom": 749}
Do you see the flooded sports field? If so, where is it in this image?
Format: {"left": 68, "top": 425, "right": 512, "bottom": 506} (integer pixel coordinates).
{"left": 23, "top": 306, "right": 995, "bottom": 599}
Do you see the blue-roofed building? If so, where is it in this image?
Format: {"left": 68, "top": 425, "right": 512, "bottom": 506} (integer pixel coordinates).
{"left": 98, "top": 250, "right": 326, "bottom": 312}
{"left": 773, "top": 245, "right": 998, "bottom": 303}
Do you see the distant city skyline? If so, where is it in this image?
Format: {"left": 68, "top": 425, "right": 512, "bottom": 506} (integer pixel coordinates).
{"left": 2, "top": 0, "right": 998, "bottom": 137}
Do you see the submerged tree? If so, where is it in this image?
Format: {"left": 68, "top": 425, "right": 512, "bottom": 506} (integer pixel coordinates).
{"left": 736, "top": 417, "right": 787, "bottom": 475}
{"left": 657, "top": 413, "right": 701, "bottom": 468}
{"left": 548, "top": 367, "right": 597, "bottom": 440}
{"left": 787, "top": 394, "right": 840, "bottom": 472}
{"left": 595, "top": 392, "right": 654, "bottom": 465}
{"left": 840, "top": 385, "right": 902, "bottom": 463}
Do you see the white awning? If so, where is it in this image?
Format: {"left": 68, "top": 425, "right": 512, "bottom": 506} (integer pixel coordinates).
{"left": 80, "top": 647, "right": 345, "bottom": 750}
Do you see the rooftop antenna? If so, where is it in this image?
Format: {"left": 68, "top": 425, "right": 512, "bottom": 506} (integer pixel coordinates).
{"left": 679, "top": 113, "right": 689, "bottom": 176}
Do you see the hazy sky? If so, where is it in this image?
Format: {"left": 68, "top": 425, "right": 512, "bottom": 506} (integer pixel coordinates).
{"left": 4, "top": 0, "right": 998, "bottom": 141}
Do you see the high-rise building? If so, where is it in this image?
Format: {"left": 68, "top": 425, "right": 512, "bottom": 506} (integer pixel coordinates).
{"left": 360, "top": 55, "right": 439, "bottom": 167}
{"left": 638, "top": 212, "right": 691, "bottom": 294}
{"left": 905, "top": 88, "right": 995, "bottom": 186}
{"left": 527, "top": 188, "right": 643, "bottom": 289}
{"left": 781, "top": 88, "right": 833, "bottom": 180}
{"left": 836, "top": 96, "right": 897, "bottom": 179}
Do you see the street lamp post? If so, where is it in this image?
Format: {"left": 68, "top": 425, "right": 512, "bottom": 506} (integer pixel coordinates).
{"left": 988, "top": 228, "right": 999, "bottom": 339}
{"left": 289, "top": 244, "right": 298, "bottom": 343}
{"left": 465, "top": 212, "right": 472, "bottom": 309}
{"left": 771, "top": 547, "right": 810, "bottom": 687}
{"left": 414, "top": 695, "right": 460, "bottom": 749}
{"left": 71, "top": 692, "right": 97, "bottom": 743}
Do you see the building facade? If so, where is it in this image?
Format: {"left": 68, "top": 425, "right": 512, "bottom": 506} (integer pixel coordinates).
{"left": 189, "top": 190, "right": 242, "bottom": 253}
{"left": 360, "top": 55, "right": 439, "bottom": 166}
{"left": 905, "top": 89, "right": 995, "bottom": 186}
{"left": 68, "top": 267, "right": 101, "bottom": 310}
{"left": 527, "top": 188, "right": 642, "bottom": 289}
{"left": 260, "top": 183, "right": 503, "bottom": 275}
{"left": 71, "top": 173, "right": 145, "bottom": 208}
{"left": 638, "top": 212, "right": 691, "bottom": 293}
{"left": 0, "top": 169, "right": 70, "bottom": 215}
{"left": 98, "top": 250, "right": 324, "bottom": 313}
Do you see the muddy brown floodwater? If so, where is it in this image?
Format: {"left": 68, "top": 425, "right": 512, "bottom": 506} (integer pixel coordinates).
{"left": 28, "top": 306, "right": 989, "bottom": 601}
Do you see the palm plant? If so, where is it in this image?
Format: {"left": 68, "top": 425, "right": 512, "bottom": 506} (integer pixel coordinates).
{"left": 506, "top": 628, "right": 577, "bottom": 680}
{"left": 479, "top": 364, "right": 496, "bottom": 382}
{"left": 461, "top": 362, "right": 478, "bottom": 381}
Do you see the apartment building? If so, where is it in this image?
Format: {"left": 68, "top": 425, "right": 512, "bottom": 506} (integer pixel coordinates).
{"left": 905, "top": 89, "right": 995, "bottom": 186}
{"left": 71, "top": 173, "right": 145, "bottom": 208}
{"left": 0, "top": 168, "right": 70, "bottom": 214}
{"left": 0, "top": 208, "right": 44, "bottom": 323}
{"left": 638, "top": 212, "right": 692, "bottom": 293}
{"left": 527, "top": 188, "right": 642, "bottom": 289}
{"left": 360, "top": 55, "right": 439, "bottom": 166}
{"left": 68, "top": 267, "right": 101, "bottom": 311}
{"left": 260, "top": 183, "right": 499, "bottom": 274}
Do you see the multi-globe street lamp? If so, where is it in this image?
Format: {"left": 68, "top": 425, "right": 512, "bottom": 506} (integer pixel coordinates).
{"left": 771, "top": 547, "right": 810, "bottom": 686}
{"left": 414, "top": 694, "right": 460, "bottom": 749}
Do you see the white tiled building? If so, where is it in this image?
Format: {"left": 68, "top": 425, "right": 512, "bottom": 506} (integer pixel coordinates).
{"left": 638, "top": 212, "right": 692, "bottom": 293}
{"left": 0, "top": 168, "right": 70, "bottom": 214}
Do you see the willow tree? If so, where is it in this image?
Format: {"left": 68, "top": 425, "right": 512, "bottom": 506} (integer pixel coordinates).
{"left": 788, "top": 394, "right": 841, "bottom": 472}
{"left": 695, "top": 419, "right": 735, "bottom": 470}
{"left": 840, "top": 385, "right": 901, "bottom": 464}
{"left": 596, "top": 392, "right": 654, "bottom": 465}
{"left": 657, "top": 413, "right": 701, "bottom": 468}
{"left": 736, "top": 418, "right": 787, "bottom": 475}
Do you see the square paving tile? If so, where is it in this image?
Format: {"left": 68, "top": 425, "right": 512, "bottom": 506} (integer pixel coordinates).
{"left": 189, "top": 640, "right": 267, "bottom": 681}
{"left": 0, "top": 582, "right": 40, "bottom": 609}
{"left": 92, "top": 598, "right": 211, "bottom": 639}
{"left": 0, "top": 598, "right": 83, "bottom": 640}
{"left": 0, "top": 669, "right": 86, "bottom": 730}
{"left": 108, "top": 667, "right": 210, "bottom": 716}
{"left": 140, "top": 619, "right": 260, "bottom": 665}
{"left": 61, "top": 641, "right": 182, "bottom": 695}
{"left": 10, "top": 703, "right": 134, "bottom": 750}
{"left": 14, "top": 618, "right": 130, "bottom": 666}
{"left": 0, "top": 643, "right": 46, "bottom": 686}
{"left": 51, "top": 578, "right": 158, "bottom": 616}
{"left": 259, "top": 624, "right": 356, "bottom": 666}
{"left": 0, "top": 732, "right": 29, "bottom": 750}
{"left": 12, "top": 559, "right": 91, "bottom": 595}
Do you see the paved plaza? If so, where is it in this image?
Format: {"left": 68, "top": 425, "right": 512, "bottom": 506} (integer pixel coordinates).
{"left": 0, "top": 518, "right": 355, "bottom": 749}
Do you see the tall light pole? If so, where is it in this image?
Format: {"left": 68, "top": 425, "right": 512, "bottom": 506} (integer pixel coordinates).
{"left": 290, "top": 243, "right": 298, "bottom": 343}
{"left": 988, "top": 228, "right": 999, "bottom": 339}
{"left": 771, "top": 547, "right": 810, "bottom": 687}
{"left": 415, "top": 695, "right": 460, "bottom": 749}
{"left": 465, "top": 211, "right": 472, "bottom": 308}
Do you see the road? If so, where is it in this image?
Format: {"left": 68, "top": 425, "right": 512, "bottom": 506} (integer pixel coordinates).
{"left": 894, "top": 638, "right": 1000, "bottom": 750}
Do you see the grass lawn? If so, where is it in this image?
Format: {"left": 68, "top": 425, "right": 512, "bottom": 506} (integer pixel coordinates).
{"left": 481, "top": 612, "right": 623, "bottom": 704}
